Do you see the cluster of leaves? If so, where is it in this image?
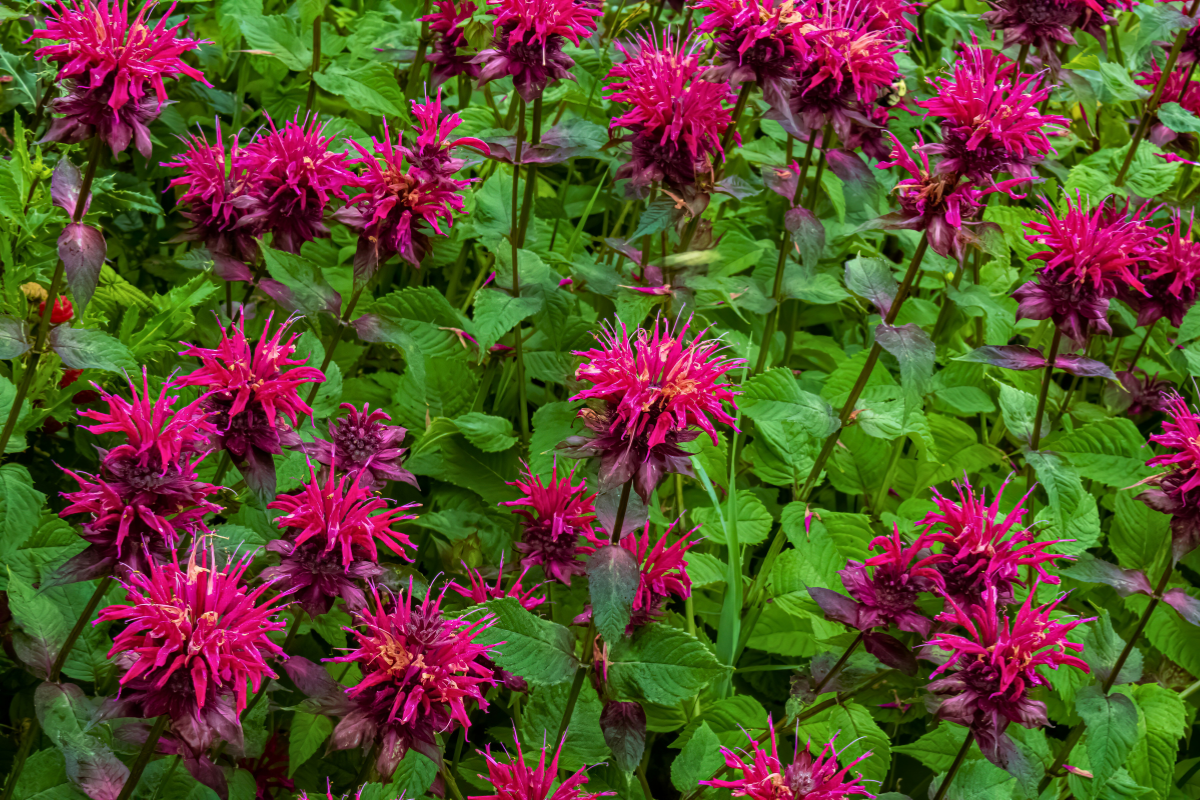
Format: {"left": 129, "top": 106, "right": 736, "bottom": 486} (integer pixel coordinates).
{"left": 0, "top": 0, "right": 1199, "bottom": 797}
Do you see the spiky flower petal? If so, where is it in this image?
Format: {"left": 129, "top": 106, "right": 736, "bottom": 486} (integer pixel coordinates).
{"left": 502, "top": 463, "right": 603, "bottom": 585}
{"left": 472, "top": 0, "right": 602, "bottom": 101}
{"left": 304, "top": 403, "right": 418, "bottom": 491}
{"left": 1141, "top": 393, "right": 1200, "bottom": 559}
{"left": 470, "top": 734, "right": 613, "bottom": 800}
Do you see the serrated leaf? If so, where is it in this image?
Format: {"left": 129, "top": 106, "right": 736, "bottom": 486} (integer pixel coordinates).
{"left": 453, "top": 412, "right": 518, "bottom": 452}
{"left": 606, "top": 623, "right": 727, "bottom": 706}
{"left": 472, "top": 288, "right": 543, "bottom": 353}
{"left": 1053, "top": 418, "right": 1154, "bottom": 487}
{"left": 690, "top": 490, "right": 773, "bottom": 546}
{"left": 315, "top": 62, "right": 408, "bottom": 117}
{"left": 260, "top": 246, "right": 341, "bottom": 316}
{"left": 475, "top": 597, "right": 579, "bottom": 686}
{"left": 587, "top": 545, "right": 640, "bottom": 644}
{"left": 48, "top": 327, "right": 136, "bottom": 373}
{"left": 671, "top": 722, "right": 725, "bottom": 792}
{"left": 240, "top": 15, "right": 311, "bottom": 70}
{"left": 288, "top": 712, "right": 332, "bottom": 777}
{"left": 1076, "top": 685, "right": 1139, "bottom": 793}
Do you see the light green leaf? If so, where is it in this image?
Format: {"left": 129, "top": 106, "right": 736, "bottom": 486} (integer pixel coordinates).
{"left": 453, "top": 412, "right": 518, "bottom": 452}
{"left": 315, "top": 62, "right": 408, "bottom": 117}
{"left": 1076, "top": 685, "right": 1139, "bottom": 793}
{"left": 607, "top": 623, "right": 728, "bottom": 706}
{"left": 475, "top": 597, "right": 579, "bottom": 687}
{"left": 288, "top": 712, "right": 332, "bottom": 777}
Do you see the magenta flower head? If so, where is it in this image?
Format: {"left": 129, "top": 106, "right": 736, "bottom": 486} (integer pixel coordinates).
{"left": 472, "top": 0, "right": 602, "bottom": 102}
{"left": 162, "top": 121, "right": 261, "bottom": 280}
{"left": 423, "top": 0, "right": 481, "bottom": 85}
{"left": 873, "top": 132, "right": 1004, "bottom": 262}
{"left": 607, "top": 28, "right": 737, "bottom": 196}
{"left": 1109, "top": 369, "right": 1174, "bottom": 416}
{"left": 837, "top": 527, "right": 941, "bottom": 635}
{"left": 562, "top": 316, "right": 745, "bottom": 502}
{"left": 173, "top": 313, "right": 324, "bottom": 496}
{"left": 918, "top": 43, "right": 1066, "bottom": 188}
{"left": 1125, "top": 212, "right": 1200, "bottom": 327}
{"left": 1136, "top": 60, "right": 1200, "bottom": 147}
{"left": 337, "top": 117, "right": 471, "bottom": 275}
{"left": 927, "top": 584, "right": 1093, "bottom": 766}
{"left": 238, "top": 116, "right": 354, "bottom": 254}
{"left": 404, "top": 90, "right": 490, "bottom": 178}
{"left": 449, "top": 557, "right": 545, "bottom": 610}
{"left": 501, "top": 463, "right": 603, "bottom": 585}
{"left": 304, "top": 403, "right": 418, "bottom": 491}
{"left": 919, "top": 477, "right": 1069, "bottom": 606}
{"left": 97, "top": 547, "right": 288, "bottom": 786}
{"left": 702, "top": 723, "right": 875, "bottom": 800}
{"left": 1141, "top": 393, "right": 1200, "bottom": 560}
{"left": 303, "top": 581, "right": 497, "bottom": 776}
{"left": 1013, "top": 193, "right": 1159, "bottom": 344}
{"left": 982, "top": 0, "right": 1109, "bottom": 68}
{"left": 58, "top": 370, "right": 220, "bottom": 583}
{"left": 470, "top": 733, "right": 614, "bottom": 800}
{"left": 624, "top": 521, "right": 697, "bottom": 626}
{"left": 263, "top": 466, "right": 418, "bottom": 616}
{"left": 30, "top": 0, "right": 211, "bottom": 156}
{"left": 787, "top": 1, "right": 901, "bottom": 141}
{"left": 691, "top": 0, "right": 808, "bottom": 109}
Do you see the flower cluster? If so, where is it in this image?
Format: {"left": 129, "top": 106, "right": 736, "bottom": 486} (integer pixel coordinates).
{"left": 473, "top": 0, "right": 602, "bottom": 101}
{"left": 173, "top": 314, "right": 324, "bottom": 498}
{"left": 264, "top": 466, "right": 419, "bottom": 617}
{"left": 59, "top": 371, "right": 220, "bottom": 583}
{"left": 98, "top": 547, "right": 288, "bottom": 793}
{"left": 607, "top": 28, "right": 737, "bottom": 197}
{"left": 1142, "top": 393, "right": 1200, "bottom": 559}
{"left": 928, "top": 585, "right": 1092, "bottom": 766}
{"left": 471, "top": 734, "right": 613, "bottom": 800}
{"left": 703, "top": 724, "right": 875, "bottom": 800}
{"left": 692, "top": 0, "right": 808, "bottom": 109}
{"left": 577, "top": 522, "right": 698, "bottom": 631}
{"left": 290, "top": 582, "right": 497, "bottom": 778}
{"left": 982, "top": 0, "right": 1112, "bottom": 67}
{"left": 337, "top": 92, "right": 485, "bottom": 275}
{"left": 448, "top": 558, "right": 545, "bottom": 609}
{"left": 423, "top": 0, "right": 481, "bottom": 85}
{"left": 30, "top": 0, "right": 210, "bottom": 156}
{"left": 1127, "top": 212, "right": 1200, "bottom": 328}
{"left": 304, "top": 403, "right": 418, "bottom": 491}
{"left": 502, "top": 463, "right": 603, "bottom": 584}
{"left": 562, "top": 316, "right": 744, "bottom": 502}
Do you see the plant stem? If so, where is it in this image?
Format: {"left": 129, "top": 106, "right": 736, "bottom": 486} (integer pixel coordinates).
{"left": 804, "top": 124, "right": 832, "bottom": 210}
{"left": 356, "top": 741, "right": 382, "bottom": 785}
{"left": 1025, "top": 326, "right": 1062, "bottom": 494}
{"left": 554, "top": 666, "right": 587, "bottom": 744}
{"left": 303, "top": 17, "right": 322, "bottom": 116}
{"left": 720, "top": 83, "right": 754, "bottom": 155}
{"left": 796, "top": 233, "right": 929, "bottom": 502}
{"left": 49, "top": 575, "right": 113, "bottom": 683}
{"left": 931, "top": 731, "right": 976, "bottom": 800}
{"left": 404, "top": 0, "right": 434, "bottom": 100}
{"left": 610, "top": 478, "right": 633, "bottom": 542}
{"left": 0, "top": 716, "right": 38, "bottom": 800}
{"left": 302, "top": 284, "right": 366, "bottom": 414}
{"left": 1110, "top": 21, "right": 1125, "bottom": 65}
{"left": 442, "top": 765, "right": 467, "bottom": 800}
{"left": 811, "top": 631, "right": 864, "bottom": 695}
{"left": 510, "top": 98, "right": 531, "bottom": 445}
{"left": 1128, "top": 318, "right": 1159, "bottom": 373}
{"left": 114, "top": 715, "right": 169, "bottom": 800}
{"left": 245, "top": 609, "right": 305, "bottom": 715}
{"left": 0, "top": 137, "right": 102, "bottom": 460}
{"left": 517, "top": 96, "right": 542, "bottom": 248}
{"left": 753, "top": 216, "right": 794, "bottom": 376}
{"left": 1115, "top": 0, "right": 1200, "bottom": 186}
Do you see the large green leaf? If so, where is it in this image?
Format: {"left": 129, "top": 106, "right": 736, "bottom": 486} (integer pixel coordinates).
{"left": 606, "top": 623, "right": 728, "bottom": 706}
{"left": 475, "top": 597, "right": 579, "bottom": 687}
{"left": 1075, "top": 685, "right": 1139, "bottom": 795}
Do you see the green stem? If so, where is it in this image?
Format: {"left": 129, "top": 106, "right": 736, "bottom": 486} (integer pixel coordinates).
{"left": 804, "top": 124, "right": 832, "bottom": 210}
{"left": 0, "top": 716, "right": 38, "bottom": 800}
{"left": 931, "top": 731, "right": 976, "bottom": 800}
{"left": 114, "top": 716, "right": 169, "bottom": 800}
{"left": 720, "top": 83, "right": 754, "bottom": 155}
{"left": 0, "top": 136, "right": 102, "bottom": 461}
{"left": 49, "top": 575, "right": 113, "bottom": 683}
{"left": 1115, "top": 0, "right": 1200, "bottom": 186}
{"left": 554, "top": 667, "right": 587, "bottom": 744}
{"left": 1110, "top": 21, "right": 1125, "bottom": 66}
{"left": 442, "top": 765, "right": 467, "bottom": 800}
{"left": 1025, "top": 326, "right": 1062, "bottom": 493}
{"left": 517, "top": 96, "right": 543, "bottom": 248}
{"left": 510, "top": 99, "right": 531, "bottom": 445}
{"left": 610, "top": 478, "right": 633, "bottom": 542}
{"left": 303, "top": 18, "right": 322, "bottom": 116}
{"left": 810, "top": 631, "right": 864, "bottom": 696}
{"left": 1128, "top": 318, "right": 1159, "bottom": 373}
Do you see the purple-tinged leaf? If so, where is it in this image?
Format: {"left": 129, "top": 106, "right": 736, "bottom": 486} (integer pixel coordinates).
{"left": 486, "top": 120, "right": 607, "bottom": 164}
{"left": 604, "top": 238, "right": 643, "bottom": 267}
{"left": 785, "top": 207, "right": 825, "bottom": 270}
{"left": 36, "top": 682, "right": 130, "bottom": 800}
{"left": 352, "top": 314, "right": 428, "bottom": 389}
{"left": 51, "top": 157, "right": 90, "bottom": 218}
{"left": 876, "top": 323, "right": 935, "bottom": 396}
{"left": 1062, "top": 554, "right": 1153, "bottom": 596}
{"left": 49, "top": 327, "right": 136, "bottom": 373}
{"left": 0, "top": 315, "right": 30, "bottom": 360}
{"left": 630, "top": 198, "right": 685, "bottom": 242}
{"left": 212, "top": 251, "right": 255, "bottom": 282}
{"left": 260, "top": 246, "right": 341, "bottom": 316}
{"left": 1162, "top": 588, "right": 1200, "bottom": 625}
{"left": 600, "top": 701, "right": 647, "bottom": 773}
{"left": 957, "top": 345, "right": 1048, "bottom": 371}
{"left": 587, "top": 545, "right": 640, "bottom": 642}
{"left": 844, "top": 255, "right": 897, "bottom": 316}
{"left": 58, "top": 222, "right": 106, "bottom": 317}
{"left": 807, "top": 587, "right": 862, "bottom": 629}
{"left": 862, "top": 631, "right": 918, "bottom": 675}
{"left": 825, "top": 149, "right": 879, "bottom": 195}
{"left": 1054, "top": 354, "right": 1116, "bottom": 379}
{"left": 240, "top": 445, "right": 278, "bottom": 508}
{"left": 714, "top": 176, "right": 757, "bottom": 200}
{"left": 763, "top": 163, "right": 800, "bottom": 200}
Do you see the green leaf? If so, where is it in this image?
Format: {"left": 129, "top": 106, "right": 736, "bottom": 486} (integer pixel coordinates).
{"left": 48, "top": 327, "right": 136, "bottom": 373}
{"left": 475, "top": 597, "right": 579, "bottom": 686}
{"left": 876, "top": 322, "right": 935, "bottom": 397}
{"left": 794, "top": 702, "right": 891, "bottom": 784}
{"left": 741, "top": 368, "right": 840, "bottom": 437}
{"left": 930, "top": 759, "right": 1015, "bottom": 800}
{"left": 261, "top": 246, "right": 340, "bottom": 316}
{"left": 691, "top": 490, "right": 773, "bottom": 546}
{"left": 529, "top": 401, "right": 580, "bottom": 475}
{"left": 453, "top": 412, "right": 518, "bottom": 452}
{"left": 630, "top": 198, "right": 684, "bottom": 240}
{"left": 1127, "top": 683, "right": 1187, "bottom": 800}
{"left": 7, "top": 567, "right": 66, "bottom": 677}
{"left": 519, "top": 679, "right": 610, "bottom": 771}
{"left": 1082, "top": 610, "right": 1142, "bottom": 689}
{"left": 472, "top": 288, "right": 543, "bottom": 352}
{"left": 1158, "top": 101, "right": 1200, "bottom": 134}
{"left": 671, "top": 695, "right": 768, "bottom": 750}
{"left": 240, "top": 15, "right": 311, "bottom": 70}
{"left": 288, "top": 712, "right": 332, "bottom": 777}
{"left": 360, "top": 750, "right": 440, "bottom": 800}
{"left": 843, "top": 255, "right": 897, "bottom": 313}
{"left": 315, "top": 62, "right": 408, "bottom": 117}
{"left": 607, "top": 623, "right": 728, "bottom": 706}
{"left": 895, "top": 725, "right": 976, "bottom": 774}
{"left": 1111, "top": 491, "right": 1170, "bottom": 573}
{"left": 670, "top": 722, "right": 725, "bottom": 792}
{"left": 1076, "top": 685, "right": 1139, "bottom": 793}
{"left": 0, "top": 464, "right": 44, "bottom": 558}
{"left": 997, "top": 383, "right": 1038, "bottom": 445}
{"left": 1052, "top": 418, "right": 1153, "bottom": 487}
{"left": 587, "top": 545, "right": 640, "bottom": 644}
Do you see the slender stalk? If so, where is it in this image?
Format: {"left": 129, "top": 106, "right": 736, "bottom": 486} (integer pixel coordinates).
{"left": 610, "top": 478, "right": 633, "bottom": 542}
{"left": 1115, "top": 0, "right": 1200, "bottom": 186}
{"left": 49, "top": 575, "right": 113, "bottom": 683}
{"left": 404, "top": 0, "right": 435, "bottom": 100}
{"left": 1128, "top": 318, "right": 1159, "bottom": 373}
{"left": 720, "top": 83, "right": 754, "bottom": 154}
{"left": 516, "top": 96, "right": 543, "bottom": 247}
{"left": 554, "top": 666, "right": 587, "bottom": 744}
{"left": 1025, "top": 327, "right": 1062, "bottom": 493}
{"left": 245, "top": 610, "right": 304, "bottom": 715}
{"left": 442, "top": 765, "right": 467, "bottom": 800}
{"left": 356, "top": 741, "right": 383, "bottom": 785}
{"left": 146, "top": 756, "right": 181, "bottom": 800}
{"left": 810, "top": 631, "right": 864, "bottom": 696}
{"left": 0, "top": 716, "right": 38, "bottom": 800}
{"left": 1110, "top": 22, "right": 1125, "bottom": 65}
{"left": 1179, "top": 676, "right": 1200, "bottom": 700}
{"left": 114, "top": 716, "right": 169, "bottom": 800}
{"left": 510, "top": 99, "right": 531, "bottom": 444}
{"left": 303, "top": 18, "right": 322, "bottom": 116}
{"left": 0, "top": 137, "right": 103, "bottom": 460}
{"left": 796, "top": 234, "right": 930, "bottom": 502}
{"left": 302, "top": 285, "right": 366, "bottom": 413}
{"left": 754, "top": 219, "right": 794, "bottom": 375}
{"left": 805, "top": 124, "right": 832, "bottom": 210}
{"left": 931, "top": 731, "right": 976, "bottom": 800}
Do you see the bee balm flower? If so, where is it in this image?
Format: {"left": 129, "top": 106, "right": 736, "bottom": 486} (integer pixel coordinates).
{"left": 1141, "top": 393, "right": 1200, "bottom": 559}
{"left": 423, "top": 0, "right": 481, "bottom": 86}
{"left": 472, "top": 0, "right": 602, "bottom": 101}
{"left": 470, "top": 734, "right": 613, "bottom": 800}
{"left": 703, "top": 724, "right": 875, "bottom": 800}
{"left": 502, "top": 463, "right": 603, "bottom": 585}
{"left": 303, "top": 403, "right": 418, "bottom": 491}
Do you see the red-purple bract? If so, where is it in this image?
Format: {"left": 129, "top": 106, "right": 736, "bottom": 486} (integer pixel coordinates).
{"left": 1141, "top": 392, "right": 1200, "bottom": 559}
{"left": 304, "top": 402, "right": 418, "bottom": 491}
{"left": 423, "top": 0, "right": 481, "bottom": 85}
{"left": 502, "top": 463, "right": 603, "bottom": 585}
{"left": 473, "top": 0, "right": 602, "bottom": 101}
{"left": 839, "top": 526, "right": 941, "bottom": 636}
{"left": 470, "top": 733, "right": 613, "bottom": 800}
